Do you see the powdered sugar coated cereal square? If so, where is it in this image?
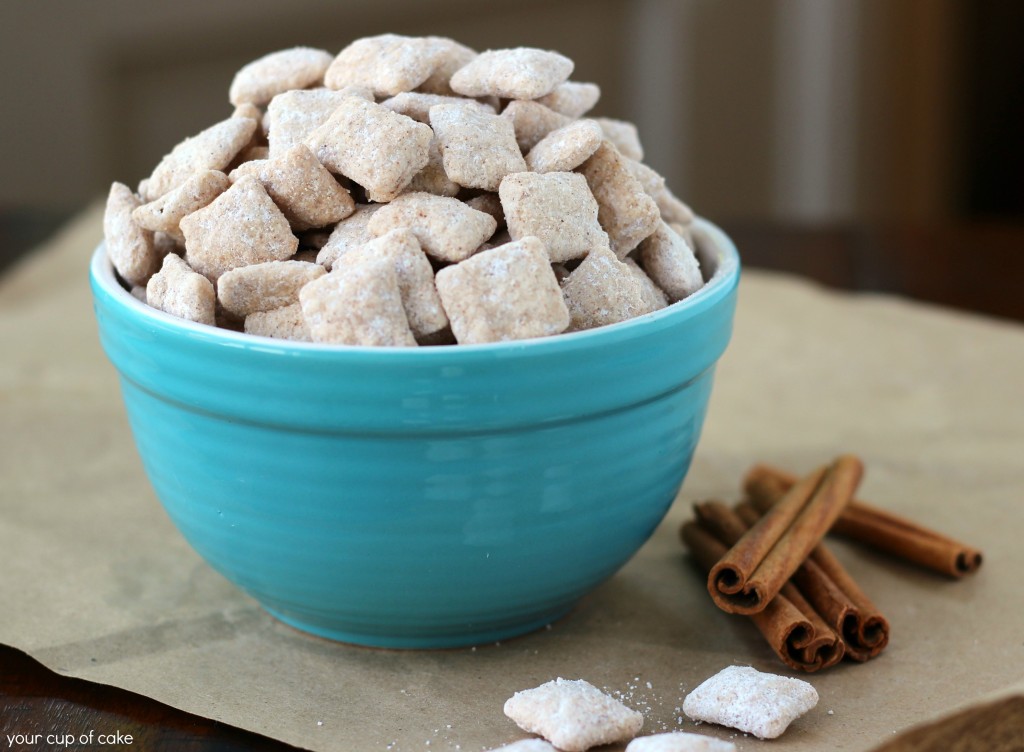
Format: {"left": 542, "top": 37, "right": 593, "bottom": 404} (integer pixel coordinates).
{"left": 561, "top": 246, "right": 655, "bottom": 331}
{"left": 229, "top": 47, "right": 333, "bottom": 106}
{"left": 489, "top": 741, "right": 558, "bottom": 752}
{"left": 682, "top": 666, "right": 818, "bottom": 740}
{"left": 624, "top": 257, "right": 668, "bottom": 312}
{"left": 324, "top": 34, "right": 441, "bottom": 97}
{"left": 244, "top": 302, "right": 311, "bottom": 342}
{"left": 217, "top": 259, "right": 325, "bottom": 317}
{"left": 316, "top": 204, "right": 382, "bottom": 269}
{"left": 417, "top": 36, "right": 478, "bottom": 95}
{"left": 594, "top": 117, "right": 644, "bottom": 161}
{"left": 266, "top": 88, "right": 354, "bottom": 158}
{"left": 499, "top": 171, "right": 607, "bottom": 263}
{"left": 430, "top": 103, "right": 526, "bottom": 191}
{"left": 578, "top": 142, "right": 660, "bottom": 257}
{"left": 450, "top": 48, "right": 573, "bottom": 100}
{"left": 625, "top": 732, "right": 736, "bottom": 752}
{"left": 435, "top": 237, "right": 569, "bottom": 345}
{"left": 103, "top": 182, "right": 158, "bottom": 286}
{"left": 503, "top": 678, "right": 643, "bottom": 752}
{"left": 146, "top": 253, "right": 215, "bottom": 326}
{"left": 536, "top": 81, "right": 601, "bottom": 118}
{"left": 638, "top": 221, "right": 703, "bottom": 302}
{"left": 299, "top": 258, "right": 416, "bottom": 346}
{"left": 142, "top": 116, "right": 256, "bottom": 201}
{"left": 306, "top": 97, "right": 432, "bottom": 202}
{"left": 180, "top": 175, "right": 298, "bottom": 281}
{"left": 333, "top": 228, "right": 448, "bottom": 340}
{"left": 405, "top": 136, "right": 461, "bottom": 197}
{"left": 368, "top": 192, "right": 496, "bottom": 263}
{"left": 230, "top": 143, "right": 354, "bottom": 231}
{"left": 525, "top": 119, "right": 603, "bottom": 173}
{"left": 132, "top": 170, "right": 230, "bottom": 242}
{"left": 381, "top": 92, "right": 494, "bottom": 124}
{"left": 501, "top": 101, "right": 572, "bottom": 153}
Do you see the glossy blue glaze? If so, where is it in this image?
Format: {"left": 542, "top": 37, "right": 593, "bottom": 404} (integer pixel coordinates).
{"left": 90, "top": 219, "right": 740, "bottom": 648}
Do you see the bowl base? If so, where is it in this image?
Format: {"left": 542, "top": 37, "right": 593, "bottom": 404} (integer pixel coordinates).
{"left": 262, "top": 604, "right": 574, "bottom": 649}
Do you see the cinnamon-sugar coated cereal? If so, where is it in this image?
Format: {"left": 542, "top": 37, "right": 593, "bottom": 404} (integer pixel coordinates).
{"left": 229, "top": 47, "right": 333, "bottom": 106}
{"left": 450, "top": 48, "right": 573, "bottom": 100}
{"left": 499, "top": 171, "right": 607, "bottom": 263}
{"left": 103, "top": 33, "right": 709, "bottom": 344}
{"left": 435, "top": 238, "right": 569, "bottom": 344}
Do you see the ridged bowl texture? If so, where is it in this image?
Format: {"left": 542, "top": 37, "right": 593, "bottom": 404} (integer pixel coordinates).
{"left": 90, "top": 219, "right": 740, "bottom": 648}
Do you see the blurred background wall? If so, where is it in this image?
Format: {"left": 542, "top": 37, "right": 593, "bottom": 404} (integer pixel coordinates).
{"left": 4, "top": 0, "right": 1020, "bottom": 224}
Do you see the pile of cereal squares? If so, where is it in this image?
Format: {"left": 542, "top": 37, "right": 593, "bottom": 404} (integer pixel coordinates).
{"left": 102, "top": 35, "right": 706, "bottom": 346}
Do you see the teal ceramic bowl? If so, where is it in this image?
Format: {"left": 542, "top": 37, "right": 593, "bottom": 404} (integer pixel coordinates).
{"left": 90, "top": 219, "right": 739, "bottom": 648}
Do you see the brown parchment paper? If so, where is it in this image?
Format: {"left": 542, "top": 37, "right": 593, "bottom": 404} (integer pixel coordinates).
{"left": 2, "top": 206, "right": 1023, "bottom": 751}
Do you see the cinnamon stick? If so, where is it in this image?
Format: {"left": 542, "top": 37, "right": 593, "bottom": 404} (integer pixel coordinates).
{"left": 682, "top": 504, "right": 844, "bottom": 672}
{"left": 734, "top": 501, "right": 889, "bottom": 662}
{"left": 707, "top": 455, "right": 863, "bottom": 615}
{"left": 744, "top": 464, "right": 983, "bottom": 578}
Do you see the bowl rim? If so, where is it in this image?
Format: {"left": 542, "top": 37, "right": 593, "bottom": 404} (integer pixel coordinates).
{"left": 91, "top": 217, "right": 740, "bottom": 359}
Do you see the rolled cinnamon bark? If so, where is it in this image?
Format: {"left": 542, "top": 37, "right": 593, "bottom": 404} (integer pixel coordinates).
{"left": 744, "top": 464, "right": 983, "bottom": 578}
{"left": 734, "top": 501, "right": 889, "bottom": 662}
{"left": 682, "top": 508, "right": 844, "bottom": 672}
{"left": 707, "top": 455, "right": 863, "bottom": 615}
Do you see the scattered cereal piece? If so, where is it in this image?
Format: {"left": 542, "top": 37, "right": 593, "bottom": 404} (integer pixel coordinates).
{"left": 435, "top": 237, "right": 570, "bottom": 345}
{"left": 306, "top": 97, "right": 432, "bottom": 202}
{"left": 381, "top": 92, "right": 494, "bottom": 123}
{"left": 103, "top": 182, "right": 159, "bottom": 286}
{"left": 624, "top": 257, "right": 668, "bottom": 312}
{"left": 316, "top": 204, "right": 382, "bottom": 269}
{"left": 578, "top": 142, "right": 660, "bottom": 257}
{"left": 230, "top": 144, "right": 354, "bottom": 230}
{"left": 235, "top": 144, "right": 270, "bottom": 165}
{"left": 406, "top": 137, "right": 461, "bottom": 197}
{"left": 132, "top": 170, "right": 230, "bottom": 242}
{"left": 499, "top": 172, "right": 607, "bottom": 263}
{"left": 682, "top": 666, "right": 818, "bottom": 740}
{"left": 266, "top": 88, "right": 353, "bottom": 158}
{"left": 501, "top": 101, "right": 572, "bottom": 152}
{"left": 536, "top": 81, "right": 601, "bottom": 118}
{"left": 143, "top": 116, "right": 257, "bottom": 200}
{"left": 217, "top": 259, "right": 325, "bottom": 317}
{"left": 561, "top": 246, "right": 654, "bottom": 331}
{"left": 324, "top": 34, "right": 441, "bottom": 97}
{"left": 146, "top": 252, "right": 216, "bottom": 325}
{"left": 450, "top": 48, "right": 574, "bottom": 100}
{"left": 594, "top": 117, "right": 644, "bottom": 161}
{"left": 417, "top": 37, "right": 478, "bottom": 95}
{"left": 334, "top": 229, "right": 448, "bottom": 339}
{"left": 625, "top": 731, "right": 736, "bottom": 752}
{"left": 229, "top": 47, "right": 334, "bottom": 106}
{"left": 299, "top": 258, "right": 417, "bottom": 346}
{"left": 465, "top": 192, "right": 504, "bottom": 228}
{"left": 244, "top": 302, "right": 311, "bottom": 342}
{"left": 181, "top": 175, "right": 298, "bottom": 281}
{"left": 489, "top": 740, "right": 559, "bottom": 752}
{"left": 430, "top": 103, "right": 526, "bottom": 191}
{"left": 637, "top": 221, "right": 703, "bottom": 302}
{"left": 525, "top": 119, "right": 603, "bottom": 173}
{"left": 368, "top": 192, "right": 496, "bottom": 263}
{"left": 503, "top": 678, "right": 643, "bottom": 752}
